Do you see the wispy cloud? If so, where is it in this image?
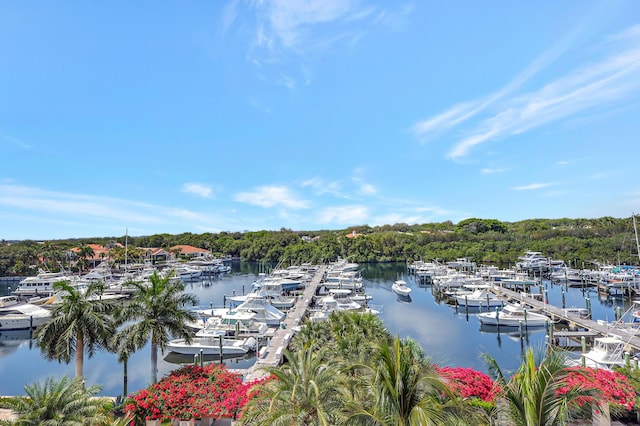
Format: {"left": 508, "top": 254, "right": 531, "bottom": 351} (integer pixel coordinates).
{"left": 234, "top": 185, "right": 309, "bottom": 209}
{"left": 240, "top": 1, "right": 403, "bottom": 88}
{"left": 412, "top": 24, "right": 640, "bottom": 160}
{"left": 0, "top": 184, "right": 164, "bottom": 224}
{"left": 260, "top": 0, "right": 375, "bottom": 50}
{"left": 481, "top": 167, "right": 508, "bottom": 175}
{"left": 512, "top": 182, "right": 553, "bottom": 191}
{"left": 0, "top": 133, "right": 31, "bottom": 149}
{"left": 317, "top": 205, "right": 368, "bottom": 224}
{"left": 182, "top": 182, "right": 214, "bottom": 199}
{"left": 300, "top": 178, "right": 344, "bottom": 197}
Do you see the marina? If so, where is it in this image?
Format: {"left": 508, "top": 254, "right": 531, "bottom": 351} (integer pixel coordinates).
{"left": 0, "top": 258, "right": 638, "bottom": 397}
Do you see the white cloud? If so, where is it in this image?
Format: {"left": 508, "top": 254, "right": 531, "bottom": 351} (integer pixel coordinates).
{"left": 411, "top": 24, "right": 640, "bottom": 160}
{"left": 300, "top": 178, "right": 344, "bottom": 197}
{"left": 512, "top": 183, "right": 552, "bottom": 191}
{"left": 0, "top": 133, "right": 31, "bottom": 149}
{"left": 359, "top": 183, "right": 377, "bottom": 195}
{"left": 445, "top": 25, "right": 640, "bottom": 160}
{"left": 481, "top": 167, "right": 508, "bottom": 174}
{"left": 234, "top": 185, "right": 309, "bottom": 209}
{"left": 317, "top": 205, "right": 368, "bottom": 224}
{"left": 266, "top": 0, "right": 372, "bottom": 49}
{"left": 182, "top": 182, "right": 213, "bottom": 199}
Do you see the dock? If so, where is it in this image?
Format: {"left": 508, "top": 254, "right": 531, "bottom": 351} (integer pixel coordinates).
{"left": 243, "top": 265, "right": 327, "bottom": 382}
{"left": 488, "top": 284, "right": 640, "bottom": 352}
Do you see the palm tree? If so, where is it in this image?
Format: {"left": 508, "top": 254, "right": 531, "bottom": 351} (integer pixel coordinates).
{"left": 36, "top": 281, "right": 118, "bottom": 379}
{"left": 345, "top": 337, "right": 473, "bottom": 426}
{"left": 484, "top": 347, "right": 597, "bottom": 426}
{"left": 116, "top": 271, "right": 199, "bottom": 384}
{"left": 77, "top": 244, "right": 96, "bottom": 272}
{"left": 0, "top": 375, "right": 112, "bottom": 425}
{"left": 239, "top": 348, "right": 347, "bottom": 425}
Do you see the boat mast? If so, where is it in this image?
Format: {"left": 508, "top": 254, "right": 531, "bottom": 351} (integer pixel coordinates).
{"left": 633, "top": 214, "right": 640, "bottom": 265}
{"left": 124, "top": 228, "right": 128, "bottom": 273}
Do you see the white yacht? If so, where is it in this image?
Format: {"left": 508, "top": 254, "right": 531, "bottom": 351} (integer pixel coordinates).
{"left": 0, "top": 296, "right": 52, "bottom": 330}
{"left": 477, "top": 303, "right": 550, "bottom": 327}
{"left": 391, "top": 280, "right": 412, "bottom": 297}
{"left": 12, "top": 269, "right": 76, "bottom": 298}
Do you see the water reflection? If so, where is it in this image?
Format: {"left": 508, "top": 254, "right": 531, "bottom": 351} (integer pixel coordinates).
{"left": 0, "top": 329, "right": 33, "bottom": 356}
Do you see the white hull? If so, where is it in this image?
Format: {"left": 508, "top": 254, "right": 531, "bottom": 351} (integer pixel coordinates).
{"left": 392, "top": 280, "right": 411, "bottom": 297}
{"left": 167, "top": 336, "right": 256, "bottom": 356}
{"left": 0, "top": 315, "right": 50, "bottom": 330}
{"left": 477, "top": 303, "right": 549, "bottom": 327}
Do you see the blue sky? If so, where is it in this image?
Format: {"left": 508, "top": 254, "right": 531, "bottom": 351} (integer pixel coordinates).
{"left": 1, "top": 1, "right": 640, "bottom": 240}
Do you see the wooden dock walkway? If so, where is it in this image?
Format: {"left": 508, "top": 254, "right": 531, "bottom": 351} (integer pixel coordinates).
{"left": 243, "top": 265, "right": 327, "bottom": 382}
{"left": 488, "top": 284, "right": 640, "bottom": 351}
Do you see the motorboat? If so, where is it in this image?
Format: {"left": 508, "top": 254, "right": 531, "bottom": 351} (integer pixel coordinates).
{"left": 0, "top": 296, "right": 52, "bottom": 330}
{"left": 391, "top": 280, "right": 411, "bottom": 297}
{"left": 12, "top": 269, "right": 77, "bottom": 298}
{"left": 455, "top": 286, "right": 503, "bottom": 308}
{"left": 216, "top": 296, "right": 286, "bottom": 326}
{"left": 565, "top": 336, "right": 629, "bottom": 370}
{"left": 166, "top": 329, "right": 257, "bottom": 356}
{"left": 477, "top": 303, "right": 550, "bottom": 327}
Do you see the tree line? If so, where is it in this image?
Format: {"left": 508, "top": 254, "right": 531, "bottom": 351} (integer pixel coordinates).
{"left": 1, "top": 216, "right": 637, "bottom": 276}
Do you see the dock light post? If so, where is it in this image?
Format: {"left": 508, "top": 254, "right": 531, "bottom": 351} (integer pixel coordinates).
{"left": 200, "top": 349, "right": 204, "bottom": 368}
{"left": 218, "top": 336, "right": 223, "bottom": 365}
{"left": 194, "top": 354, "right": 199, "bottom": 366}
{"left": 634, "top": 357, "right": 639, "bottom": 370}
{"left": 495, "top": 307, "right": 500, "bottom": 331}
{"left": 486, "top": 293, "right": 490, "bottom": 311}
{"left": 523, "top": 308, "right": 528, "bottom": 330}
{"left": 561, "top": 289, "right": 566, "bottom": 309}
{"left": 625, "top": 352, "right": 631, "bottom": 367}
{"left": 464, "top": 296, "right": 469, "bottom": 316}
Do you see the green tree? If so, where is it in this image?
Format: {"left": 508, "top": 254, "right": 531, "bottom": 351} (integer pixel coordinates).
{"left": 485, "top": 347, "right": 597, "bottom": 426}
{"left": 36, "top": 281, "right": 117, "bottom": 379}
{"left": 77, "top": 244, "right": 95, "bottom": 272}
{"left": 346, "top": 337, "right": 472, "bottom": 426}
{"left": 0, "top": 375, "right": 112, "bottom": 425}
{"left": 239, "top": 348, "right": 347, "bottom": 425}
{"left": 116, "top": 271, "right": 199, "bottom": 384}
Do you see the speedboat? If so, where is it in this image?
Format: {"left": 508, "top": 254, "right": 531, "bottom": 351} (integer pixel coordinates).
{"left": 0, "top": 296, "right": 52, "bottom": 330}
{"left": 565, "top": 336, "right": 628, "bottom": 370}
{"left": 477, "top": 303, "right": 550, "bottom": 327}
{"left": 392, "top": 280, "right": 412, "bottom": 297}
{"left": 166, "top": 329, "right": 257, "bottom": 356}
{"left": 455, "top": 286, "right": 503, "bottom": 308}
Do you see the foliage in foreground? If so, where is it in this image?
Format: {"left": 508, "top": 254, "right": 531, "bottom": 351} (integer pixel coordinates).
{"left": 125, "top": 363, "right": 267, "bottom": 424}
{"left": 0, "top": 375, "right": 114, "bottom": 425}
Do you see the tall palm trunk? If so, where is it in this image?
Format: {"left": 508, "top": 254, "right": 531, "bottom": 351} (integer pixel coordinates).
{"left": 75, "top": 331, "right": 84, "bottom": 379}
{"left": 151, "top": 340, "right": 158, "bottom": 384}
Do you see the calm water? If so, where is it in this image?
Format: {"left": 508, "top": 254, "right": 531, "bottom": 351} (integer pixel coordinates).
{"left": 0, "top": 261, "right": 629, "bottom": 396}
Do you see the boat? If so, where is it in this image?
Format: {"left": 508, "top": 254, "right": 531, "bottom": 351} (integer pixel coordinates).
{"left": 477, "top": 303, "right": 550, "bottom": 327}
{"left": 455, "top": 286, "right": 503, "bottom": 308}
{"left": 216, "top": 296, "right": 286, "bottom": 326}
{"left": 0, "top": 296, "right": 52, "bottom": 330}
{"left": 391, "top": 280, "right": 411, "bottom": 296}
{"left": 12, "top": 269, "right": 77, "bottom": 298}
{"left": 166, "top": 331, "right": 257, "bottom": 356}
{"left": 565, "top": 336, "right": 630, "bottom": 370}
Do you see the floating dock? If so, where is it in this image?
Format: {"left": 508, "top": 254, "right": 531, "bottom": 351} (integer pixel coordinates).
{"left": 243, "top": 265, "right": 327, "bottom": 382}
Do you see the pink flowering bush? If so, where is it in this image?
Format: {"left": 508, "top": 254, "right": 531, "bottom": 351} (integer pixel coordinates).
{"left": 558, "top": 367, "right": 636, "bottom": 411}
{"left": 436, "top": 366, "right": 501, "bottom": 403}
{"left": 125, "top": 364, "right": 268, "bottom": 424}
